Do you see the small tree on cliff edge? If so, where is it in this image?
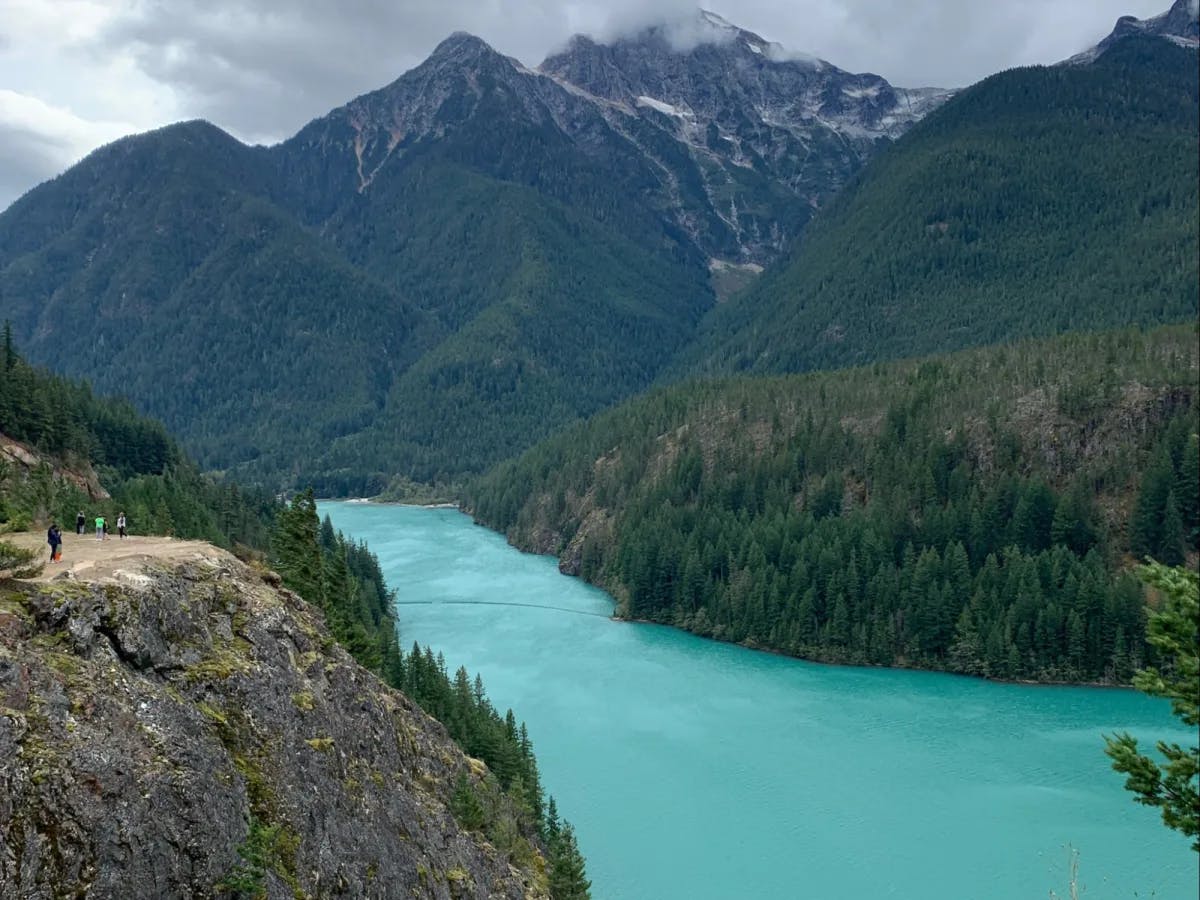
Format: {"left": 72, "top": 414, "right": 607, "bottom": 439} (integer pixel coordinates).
{"left": 548, "top": 821, "right": 591, "bottom": 900}
{"left": 1104, "top": 561, "right": 1199, "bottom": 851}
{"left": 0, "top": 539, "right": 42, "bottom": 580}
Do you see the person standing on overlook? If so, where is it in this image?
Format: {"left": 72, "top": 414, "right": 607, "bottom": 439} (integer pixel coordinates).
{"left": 95, "top": 514, "right": 105, "bottom": 541}
{"left": 117, "top": 512, "right": 127, "bottom": 539}
{"left": 75, "top": 510, "right": 85, "bottom": 535}
{"left": 47, "top": 523, "right": 62, "bottom": 562}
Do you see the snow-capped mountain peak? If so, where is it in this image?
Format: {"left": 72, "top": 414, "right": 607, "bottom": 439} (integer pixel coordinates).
{"left": 535, "top": 12, "right": 952, "bottom": 263}
{"left": 290, "top": 13, "right": 953, "bottom": 267}
{"left": 1064, "top": 0, "right": 1199, "bottom": 64}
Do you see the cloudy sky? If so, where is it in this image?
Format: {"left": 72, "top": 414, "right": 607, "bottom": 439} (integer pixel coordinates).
{"left": 0, "top": 0, "right": 1171, "bottom": 210}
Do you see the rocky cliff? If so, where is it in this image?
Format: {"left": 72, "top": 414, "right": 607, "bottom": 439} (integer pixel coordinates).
{"left": 0, "top": 432, "right": 109, "bottom": 502}
{"left": 0, "top": 543, "right": 548, "bottom": 899}
{"left": 1065, "top": 0, "right": 1199, "bottom": 63}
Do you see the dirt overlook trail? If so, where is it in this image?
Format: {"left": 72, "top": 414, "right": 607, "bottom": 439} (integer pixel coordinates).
{"left": 5, "top": 531, "right": 227, "bottom": 584}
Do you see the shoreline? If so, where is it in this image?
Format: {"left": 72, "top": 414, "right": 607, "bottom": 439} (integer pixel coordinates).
{"left": 332, "top": 504, "right": 1140, "bottom": 692}
{"left": 608, "top": 610, "right": 1138, "bottom": 690}
{"left": 320, "top": 498, "right": 460, "bottom": 510}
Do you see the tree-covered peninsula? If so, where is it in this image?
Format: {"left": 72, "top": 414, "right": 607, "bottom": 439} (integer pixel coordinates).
{"left": 469, "top": 325, "right": 1199, "bottom": 684}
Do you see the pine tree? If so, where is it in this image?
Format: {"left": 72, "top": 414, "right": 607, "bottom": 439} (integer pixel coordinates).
{"left": 2, "top": 321, "right": 14, "bottom": 372}
{"left": 1159, "top": 491, "right": 1187, "bottom": 567}
{"left": 1012, "top": 480, "right": 1056, "bottom": 553}
{"left": 948, "top": 607, "right": 984, "bottom": 675}
{"left": 1130, "top": 450, "right": 1174, "bottom": 560}
{"left": 1178, "top": 433, "right": 1199, "bottom": 547}
{"left": 548, "top": 822, "right": 591, "bottom": 900}
{"left": 1051, "top": 478, "right": 1098, "bottom": 556}
{"left": 1105, "top": 563, "right": 1199, "bottom": 851}
{"left": 272, "top": 489, "right": 325, "bottom": 607}
{"left": 450, "top": 774, "right": 486, "bottom": 832}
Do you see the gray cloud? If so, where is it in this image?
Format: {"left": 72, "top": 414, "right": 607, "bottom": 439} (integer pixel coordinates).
{"left": 0, "top": 120, "right": 74, "bottom": 207}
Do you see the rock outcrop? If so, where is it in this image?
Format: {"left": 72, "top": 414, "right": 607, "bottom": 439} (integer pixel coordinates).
{"left": 1065, "top": 0, "right": 1199, "bottom": 64}
{"left": 0, "top": 432, "right": 109, "bottom": 501}
{"left": 0, "top": 547, "right": 547, "bottom": 899}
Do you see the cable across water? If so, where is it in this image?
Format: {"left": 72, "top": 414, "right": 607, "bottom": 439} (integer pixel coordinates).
{"left": 392, "top": 599, "right": 611, "bottom": 618}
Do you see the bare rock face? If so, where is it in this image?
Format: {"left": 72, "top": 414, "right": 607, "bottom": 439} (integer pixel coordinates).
{"left": 1065, "top": 0, "right": 1199, "bottom": 64}
{"left": 0, "top": 432, "right": 109, "bottom": 500}
{"left": 286, "top": 13, "right": 951, "bottom": 268}
{"left": 0, "top": 553, "right": 548, "bottom": 899}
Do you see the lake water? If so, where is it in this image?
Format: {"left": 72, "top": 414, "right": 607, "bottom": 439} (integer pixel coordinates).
{"left": 321, "top": 502, "right": 1197, "bottom": 900}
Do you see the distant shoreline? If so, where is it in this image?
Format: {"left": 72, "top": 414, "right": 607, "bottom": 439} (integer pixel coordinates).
{"left": 319, "top": 498, "right": 460, "bottom": 510}
{"left": 610, "top": 611, "right": 1138, "bottom": 691}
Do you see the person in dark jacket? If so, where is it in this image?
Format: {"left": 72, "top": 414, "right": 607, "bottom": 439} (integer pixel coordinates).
{"left": 75, "top": 510, "right": 85, "bottom": 535}
{"left": 47, "top": 523, "right": 62, "bottom": 562}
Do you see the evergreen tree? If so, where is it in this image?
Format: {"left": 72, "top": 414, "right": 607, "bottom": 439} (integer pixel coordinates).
{"left": 548, "top": 822, "right": 591, "bottom": 900}
{"left": 272, "top": 489, "right": 325, "bottom": 608}
{"left": 1104, "top": 563, "right": 1199, "bottom": 851}
{"left": 1159, "top": 491, "right": 1187, "bottom": 567}
{"left": 1178, "top": 433, "right": 1200, "bottom": 547}
{"left": 1130, "top": 449, "right": 1174, "bottom": 560}
{"left": 2, "top": 321, "right": 14, "bottom": 372}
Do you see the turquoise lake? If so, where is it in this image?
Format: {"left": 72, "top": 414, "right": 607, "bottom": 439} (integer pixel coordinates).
{"left": 321, "top": 502, "right": 1197, "bottom": 900}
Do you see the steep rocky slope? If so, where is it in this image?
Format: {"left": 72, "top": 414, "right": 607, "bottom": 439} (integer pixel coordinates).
{"left": 0, "top": 540, "right": 547, "bottom": 898}
{"left": 539, "top": 10, "right": 950, "bottom": 264}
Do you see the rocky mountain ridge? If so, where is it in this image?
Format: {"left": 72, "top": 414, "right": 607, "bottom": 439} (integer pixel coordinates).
{"left": 1065, "top": 0, "right": 1199, "bottom": 63}
{"left": 290, "top": 11, "right": 952, "bottom": 267}
{"left": 0, "top": 543, "right": 547, "bottom": 898}
{"left": 537, "top": 12, "right": 953, "bottom": 264}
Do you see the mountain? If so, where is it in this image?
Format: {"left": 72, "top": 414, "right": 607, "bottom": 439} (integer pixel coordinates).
{"left": 1066, "top": 0, "right": 1199, "bottom": 63}
{"left": 0, "top": 47, "right": 706, "bottom": 489}
{"left": 673, "top": 34, "right": 1199, "bottom": 378}
{"left": 467, "top": 324, "right": 1200, "bottom": 683}
{"left": 538, "top": 10, "right": 951, "bottom": 265}
{"left": 0, "top": 15, "right": 950, "bottom": 489}
{"left": 0, "top": 121, "right": 437, "bottom": 484}
{"left": 1, "top": 11, "right": 1192, "bottom": 491}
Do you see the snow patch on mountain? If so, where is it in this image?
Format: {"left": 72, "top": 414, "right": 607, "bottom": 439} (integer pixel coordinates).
{"left": 636, "top": 95, "right": 692, "bottom": 117}
{"left": 842, "top": 84, "right": 883, "bottom": 99}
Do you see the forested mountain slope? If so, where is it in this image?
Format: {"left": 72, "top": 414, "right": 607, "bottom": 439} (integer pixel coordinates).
{"left": 300, "top": 162, "right": 710, "bottom": 489}
{"left": 675, "top": 36, "right": 1199, "bottom": 377}
{"left": 0, "top": 121, "right": 435, "bottom": 483}
{"left": 0, "top": 12, "right": 951, "bottom": 491}
{"left": 468, "top": 326, "right": 1200, "bottom": 683}
{"left": 0, "top": 327, "right": 275, "bottom": 548}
